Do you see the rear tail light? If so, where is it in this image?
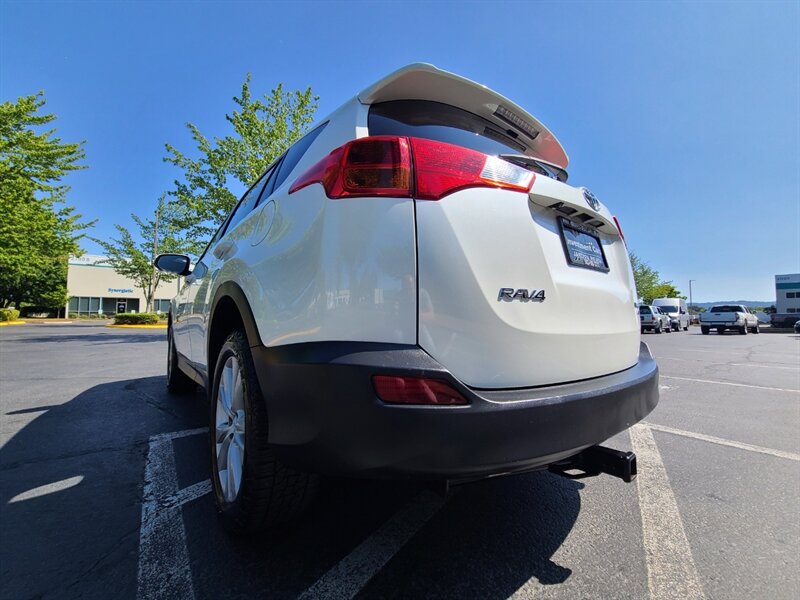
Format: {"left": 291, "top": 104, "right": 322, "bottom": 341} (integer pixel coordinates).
{"left": 289, "top": 136, "right": 412, "bottom": 199}
{"left": 613, "top": 215, "right": 626, "bottom": 245}
{"left": 409, "top": 138, "right": 535, "bottom": 199}
{"left": 290, "top": 136, "right": 535, "bottom": 200}
{"left": 372, "top": 375, "right": 468, "bottom": 405}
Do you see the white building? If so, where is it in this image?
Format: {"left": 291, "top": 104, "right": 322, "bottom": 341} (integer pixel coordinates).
{"left": 775, "top": 273, "right": 800, "bottom": 313}
{"left": 66, "top": 255, "right": 179, "bottom": 317}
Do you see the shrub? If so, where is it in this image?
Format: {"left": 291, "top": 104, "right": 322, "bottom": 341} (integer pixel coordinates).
{"left": 0, "top": 308, "right": 21, "bottom": 322}
{"left": 19, "top": 306, "right": 56, "bottom": 318}
{"left": 114, "top": 312, "right": 160, "bottom": 325}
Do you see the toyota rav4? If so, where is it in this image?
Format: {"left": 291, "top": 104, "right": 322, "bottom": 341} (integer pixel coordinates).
{"left": 155, "top": 64, "right": 659, "bottom": 533}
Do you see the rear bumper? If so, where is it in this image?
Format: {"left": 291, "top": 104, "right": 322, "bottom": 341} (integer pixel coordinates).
{"left": 252, "top": 341, "right": 659, "bottom": 479}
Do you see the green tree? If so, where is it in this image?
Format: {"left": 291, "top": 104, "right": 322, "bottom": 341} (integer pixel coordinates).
{"left": 629, "top": 252, "right": 683, "bottom": 304}
{"left": 164, "top": 75, "right": 318, "bottom": 249}
{"left": 0, "top": 92, "right": 92, "bottom": 308}
{"left": 93, "top": 199, "right": 192, "bottom": 312}
{"left": 629, "top": 252, "right": 659, "bottom": 304}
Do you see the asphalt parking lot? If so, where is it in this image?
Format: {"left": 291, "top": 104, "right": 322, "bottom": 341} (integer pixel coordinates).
{"left": 1, "top": 324, "right": 798, "bottom": 600}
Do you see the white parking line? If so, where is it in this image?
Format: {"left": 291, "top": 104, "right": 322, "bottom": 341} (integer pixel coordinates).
{"left": 644, "top": 423, "right": 800, "bottom": 462}
{"left": 657, "top": 357, "right": 799, "bottom": 371}
{"left": 136, "top": 428, "right": 209, "bottom": 600}
{"left": 730, "top": 363, "right": 799, "bottom": 371}
{"left": 630, "top": 424, "right": 705, "bottom": 600}
{"left": 297, "top": 490, "right": 448, "bottom": 600}
{"left": 661, "top": 375, "right": 799, "bottom": 393}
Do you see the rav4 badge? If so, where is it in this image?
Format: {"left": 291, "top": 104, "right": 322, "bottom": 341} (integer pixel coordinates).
{"left": 498, "top": 288, "right": 546, "bottom": 302}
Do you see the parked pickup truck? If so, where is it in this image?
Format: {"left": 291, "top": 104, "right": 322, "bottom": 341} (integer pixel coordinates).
{"left": 700, "top": 305, "right": 760, "bottom": 335}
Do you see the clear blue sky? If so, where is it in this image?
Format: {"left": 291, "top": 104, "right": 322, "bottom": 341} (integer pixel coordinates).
{"left": 2, "top": 0, "right": 798, "bottom": 302}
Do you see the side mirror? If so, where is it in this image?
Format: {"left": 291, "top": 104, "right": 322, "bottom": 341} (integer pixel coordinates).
{"left": 154, "top": 254, "right": 192, "bottom": 276}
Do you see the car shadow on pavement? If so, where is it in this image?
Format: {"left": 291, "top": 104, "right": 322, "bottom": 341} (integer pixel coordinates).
{"left": 15, "top": 332, "right": 165, "bottom": 344}
{"left": 0, "top": 375, "right": 206, "bottom": 600}
{"left": 178, "top": 470, "right": 582, "bottom": 600}
{"left": 0, "top": 373, "right": 583, "bottom": 600}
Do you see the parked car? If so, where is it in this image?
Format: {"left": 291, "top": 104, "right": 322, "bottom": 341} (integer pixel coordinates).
{"left": 652, "top": 298, "right": 689, "bottom": 331}
{"left": 795, "top": 320, "right": 800, "bottom": 334}
{"left": 700, "top": 305, "right": 760, "bottom": 335}
{"left": 155, "top": 63, "right": 659, "bottom": 534}
{"left": 639, "top": 305, "right": 670, "bottom": 333}
{"left": 771, "top": 313, "right": 799, "bottom": 328}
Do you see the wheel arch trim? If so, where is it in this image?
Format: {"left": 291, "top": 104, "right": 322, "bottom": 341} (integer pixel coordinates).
{"left": 209, "top": 281, "right": 263, "bottom": 356}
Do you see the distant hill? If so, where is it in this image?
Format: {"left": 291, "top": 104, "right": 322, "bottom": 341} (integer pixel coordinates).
{"left": 693, "top": 301, "right": 773, "bottom": 309}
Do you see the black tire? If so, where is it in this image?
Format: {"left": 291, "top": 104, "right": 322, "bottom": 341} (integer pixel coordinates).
{"left": 210, "top": 329, "right": 318, "bottom": 534}
{"left": 683, "top": 324, "right": 689, "bottom": 331}
{"left": 740, "top": 324, "right": 748, "bottom": 335}
{"left": 641, "top": 326, "right": 646, "bottom": 334}
{"left": 701, "top": 326, "right": 709, "bottom": 335}
{"left": 655, "top": 322, "right": 662, "bottom": 334}
{"left": 167, "top": 326, "right": 195, "bottom": 394}
{"left": 752, "top": 323, "right": 760, "bottom": 334}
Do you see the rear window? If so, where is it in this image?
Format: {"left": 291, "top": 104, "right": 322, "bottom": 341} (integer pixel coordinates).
{"left": 710, "top": 305, "right": 742, "bottom": 312}
{"left": 658, "top": 306, "right": 677, "bottom": 313}
{"left": 639, "top": 306, "right": 652, "bottom": 314}
{"left": 368, "top": 100, "right": 526, "bottom": 155}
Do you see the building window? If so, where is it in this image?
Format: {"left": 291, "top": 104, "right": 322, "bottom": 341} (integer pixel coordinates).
{"left": 787, "top": 292, "right": 797, "bottom": 299}
{"left": 154, "top": 299, "right": 171, "bottom": 314}
{"left": 69, "top": 296, "right": 104, "bottom": 316}
{"left": 68, "top": 296, "right": 141, "bottom": 316}
{"left": 788, "top": 308, "right": 797, "bottom": 313}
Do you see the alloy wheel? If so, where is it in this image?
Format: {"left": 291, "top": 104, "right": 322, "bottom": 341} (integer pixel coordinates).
{"left": 215, "top": 355, "right": 246, "bottom": 503}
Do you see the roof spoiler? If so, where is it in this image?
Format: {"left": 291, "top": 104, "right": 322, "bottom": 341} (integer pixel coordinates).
{"left": 357, "top": 63, "right": 569, "bottom": 169}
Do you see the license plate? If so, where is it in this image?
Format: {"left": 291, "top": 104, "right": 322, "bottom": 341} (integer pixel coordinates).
{"left": 558, "top": 217, "right": 609, "bottom": 272}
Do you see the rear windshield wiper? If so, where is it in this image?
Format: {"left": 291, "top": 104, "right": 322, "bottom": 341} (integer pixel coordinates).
{"left": 498, "top": 154, "right": 568, "bottom": 183}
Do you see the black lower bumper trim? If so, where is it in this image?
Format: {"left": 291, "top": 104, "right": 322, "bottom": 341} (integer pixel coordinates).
{"left": 251, "top": 341, "right": 659, "bottom": 479}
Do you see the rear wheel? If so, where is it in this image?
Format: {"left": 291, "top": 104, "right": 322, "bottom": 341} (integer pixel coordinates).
{"left": 210, "top": 330, "right": 318, "bottom": 534}
{"left": 752, "top": 323, "right": 760, "bottom": 334}
{"left": 167, "top": 327, "right": 194, "bottom": 394}
{"left": 655, "top": 322, "right": 662, "bottom": 334}
{"left": 701, "top": 326, "right": 709, "bottom": 335}
{"left": 739, "top": 324, "right": 748, "bottom": 335}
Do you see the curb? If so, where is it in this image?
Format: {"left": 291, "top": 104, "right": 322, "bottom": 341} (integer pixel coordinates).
{"left": 0, "top": 321, "right": 26, "bottom": 327}
{"left": 106, "top": 324, "right": 168, "bottom": 329}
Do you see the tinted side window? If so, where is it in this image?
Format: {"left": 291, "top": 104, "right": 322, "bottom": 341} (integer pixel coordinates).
{"left": 272, "top": 122, "right": 329, "bottom": 191}
{"left": 223, "top": 169, "right": 272, "bottom": 235}
{"left": 369, "top": 100, "right": 526, "bottom": 155}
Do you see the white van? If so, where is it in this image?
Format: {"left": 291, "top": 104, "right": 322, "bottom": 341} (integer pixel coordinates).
{"left": 653, "top": 298, "right": 689, "bottom": 331}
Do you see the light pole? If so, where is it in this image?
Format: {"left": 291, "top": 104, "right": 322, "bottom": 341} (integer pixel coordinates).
{"left": 689, "top": 279, "right": 695, "bottom": 315}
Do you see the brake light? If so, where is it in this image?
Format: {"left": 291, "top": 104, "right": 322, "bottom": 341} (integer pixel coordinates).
{"left": 289, "top": 136, "right": 411, "bottom": 198}
{"left": 372, "top": 375, "right": 468, "bottom": 405}
{"left": 409, "top": 138, "right": 535, "bottom": 199}
{"left": 289, "top": 136, "right": 535, "bottom": 200}
{"left": 613, "top": 215, "right": 626, "bottom": 245}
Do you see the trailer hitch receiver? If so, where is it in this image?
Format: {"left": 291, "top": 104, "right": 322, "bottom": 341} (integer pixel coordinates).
{"left": 549, "top": 445, "right": 637, "bottom": 483}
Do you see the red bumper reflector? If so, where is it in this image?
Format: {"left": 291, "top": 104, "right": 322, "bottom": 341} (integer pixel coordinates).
{"left": 372, "top": 376, "right": 468, "bottom": 405}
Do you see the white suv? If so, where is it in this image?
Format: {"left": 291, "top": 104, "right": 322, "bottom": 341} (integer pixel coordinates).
{"left": 155, "top": 64, "right": 659, "bottom": 533}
